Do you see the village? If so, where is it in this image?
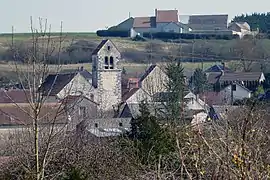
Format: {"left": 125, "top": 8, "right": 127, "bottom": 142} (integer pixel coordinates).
{"left": 0, "top": 7, "right": 270, "bottom": 180}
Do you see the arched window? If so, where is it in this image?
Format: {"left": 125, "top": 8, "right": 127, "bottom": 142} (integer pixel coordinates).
{"left": 109, "top": 56, "right": 114, "bottom": 69}
{"left": 104, "top": 56, "right": 109, "bottom": 69}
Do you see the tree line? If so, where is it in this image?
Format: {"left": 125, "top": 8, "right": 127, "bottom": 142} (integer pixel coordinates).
{"left": 233, "top": 12, "right": 270, "bottom": 33}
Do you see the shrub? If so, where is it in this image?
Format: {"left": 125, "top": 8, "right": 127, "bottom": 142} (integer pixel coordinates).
{"left": 96, "top": 30, "right": 129, "bottom": 37}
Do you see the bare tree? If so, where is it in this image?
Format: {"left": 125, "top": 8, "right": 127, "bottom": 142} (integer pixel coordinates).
{"left": 0, "top": 17, "right": 84, "bottom": 180}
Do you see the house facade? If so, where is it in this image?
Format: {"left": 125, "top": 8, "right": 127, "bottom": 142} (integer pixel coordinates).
{"left": 221, "top": 83, "right": 252, "bottom": 104}
{"left": 138, "top": 64, "right": 168, "bottom": 96}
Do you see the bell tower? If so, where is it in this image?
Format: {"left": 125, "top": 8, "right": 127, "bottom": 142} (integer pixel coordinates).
{"left": 91, "top": 39, "right": 122, "bottom": 117}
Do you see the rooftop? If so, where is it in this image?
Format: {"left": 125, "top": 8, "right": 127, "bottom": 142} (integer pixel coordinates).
{"left": 155, "top": 9, "right": 178, "bottom": 23}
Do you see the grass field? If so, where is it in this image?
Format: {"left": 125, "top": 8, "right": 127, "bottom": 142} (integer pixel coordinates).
{"left": 0, "top": 62, "right": 216, "bottom": 76}
{"left": 0, "top": 32, "right": 98, "bottom": 41}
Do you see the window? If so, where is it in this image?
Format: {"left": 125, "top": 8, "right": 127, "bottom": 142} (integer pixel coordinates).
{"left": 104, "top": 56, "right": 109, "bottom": 69}
{"left": 109, "top": 56, "right": 114, "bottom": 69}
{"left": 94, "top": 123, "right": 98, "bottom": 128}
{"left": 119, "top": 122, "right": 123, "bottom": 127}
{"left": 80, "top": 106, "right": 86, "bottom": 118}
{"left": 107, "top": 45, "right": 111, "bottom": 51}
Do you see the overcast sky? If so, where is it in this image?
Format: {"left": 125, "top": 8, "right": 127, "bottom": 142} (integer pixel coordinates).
{"left": 0, "top": 0, "right": 269, "bottom": 33}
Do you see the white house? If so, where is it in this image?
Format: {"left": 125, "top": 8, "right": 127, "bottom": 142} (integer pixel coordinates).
{"left": 220, "top": 83, "right": 252, "bottom": 104}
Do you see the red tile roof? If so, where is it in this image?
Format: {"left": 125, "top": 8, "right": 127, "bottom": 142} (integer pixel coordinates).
{"left": 0, "top": 90, "right": 30, "bottom": 103}
{"left": 0, "top": 103, "right": 68, "bottom": 126}
{"left": 156, "top": 9, "right": 178, "bottom": 23}
{"left": 133, "top": 17, "right": 156, "bottom": 28}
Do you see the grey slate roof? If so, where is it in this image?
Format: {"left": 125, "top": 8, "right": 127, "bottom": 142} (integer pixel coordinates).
{"left": 188, "top": 14, "right": 228, "bottom": 31}
{"left": 122, "top": 88, "right": 140, "bottom": 102}
{"left": 91, "top": 39, "right": 109, "bottom": 55}
{"left": 39, "top": 73, "right": 77, "bottom": 96}
{"left": 207, "top": 72, "right": 263, "bottom": 84}
{"left": 79, "top": 69, "right": 92, "bottom": 81}
{"left": 219, "top": 72, "right": 262, "bottom": 82}
{"left": 138, "top": 64, "right": 157, "bottom": 84}
{"left": 205, "top": 64, "right": 232, "bottom": 73}
{"left": 91, "top": 39, "right": 121, "bottom": 56}
{"left": 207, "top": 72, "right": 222, "bottom": 84}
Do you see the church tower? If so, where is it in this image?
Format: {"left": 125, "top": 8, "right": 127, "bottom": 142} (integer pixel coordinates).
{"left": 91, "top": 39, "right": 122, "bottom": 117}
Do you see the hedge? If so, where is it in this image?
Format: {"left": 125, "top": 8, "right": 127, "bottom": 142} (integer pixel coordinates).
{"left": 96, "top": 30, "right": 239, "bottom": 40}
{"left": 143, "top": 32, "right": 239, "bottom": 40}
{"left": 96, "top": 30, "right": 129, "bottom": 37}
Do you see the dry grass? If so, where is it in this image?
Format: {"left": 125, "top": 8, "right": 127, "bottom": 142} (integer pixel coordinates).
{"left": 0, "top": 62, "right": 217, "bottom": 75}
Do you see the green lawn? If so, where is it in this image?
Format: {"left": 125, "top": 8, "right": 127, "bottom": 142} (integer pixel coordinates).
{"left": 0, "top": 32, "right": 98, "bottom": 42}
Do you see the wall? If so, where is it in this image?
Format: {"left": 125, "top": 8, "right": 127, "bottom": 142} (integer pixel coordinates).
{"left": 114, "top": 17, "right": 134, "bottom": 31}
{"left": 162, "top": 22, "right": 183, "bottom": 33}
{"left": 67, "top": 98, "right": 98, "bottom": 130}
{"left": 221, "top": 84, "right": 251, "bottom": 103}
{"left": 93, "top": 40, "right": 122, "bottom": 116}
{"left": 141, "top": 66, "right": 168, "bottom": 96}
{"left": 133, "top": 27, "right": 158, "bottom": 35}
{"left": 126, "top": 88, "right": 152, "bottom": 104}
{"left": 58, "top": 73, "right": 95, "bottom": 100}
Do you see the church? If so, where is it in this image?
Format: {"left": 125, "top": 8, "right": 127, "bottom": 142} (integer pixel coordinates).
{"left": 39, "top": 39, "right": 122, "bottom": 118}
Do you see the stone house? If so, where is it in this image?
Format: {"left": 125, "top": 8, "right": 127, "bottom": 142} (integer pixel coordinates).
{"left": 61, "top": 95, "right": 99, "bottom": 130}
{"left": 39, "top": 72, "right": 96, "bottom": 101}
{"left": 138, "top": 64, "right": 168, "bottom": 96}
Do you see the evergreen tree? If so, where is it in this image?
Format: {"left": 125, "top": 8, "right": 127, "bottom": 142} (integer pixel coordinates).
{"left": 232, "top": 13, "right": 270, "bottom": 33}
{"left": 164, "top": 59, "right": 186, "bottom": 124}
{"left": 190, "top": 68, "right": 210, "bottom": 95}
{"left": 130, "top": 100, "right": 175, "bottom": 164}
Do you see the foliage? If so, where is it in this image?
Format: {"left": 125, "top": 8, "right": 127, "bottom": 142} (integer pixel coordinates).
{"left": 190, "top": 68, "right": 210, "bottom": 94}
{"left": 62, "top": 167, "right": 88, "bottom": 180}
{"left": 130, "top": 101, "right": 176, "bottom": 164}
{"left": 254, "top": 84, "right": 265, "bottom": 97}
{"left": 96, "top": 29, "right": 239, "bottom": 40}
{"left": 142, "top": 32, "right": 239, "bottom": 40}
{"left": 165, "top": 59, "right": 186, "bottom": 122}
{"left": 96, "top": 30, "right": 130, "bottom": 37}
{"left": 233, "top": 13, "right": 270, "bottom": 33}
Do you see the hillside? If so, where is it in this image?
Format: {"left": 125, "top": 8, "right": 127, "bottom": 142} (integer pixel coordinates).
{"left": 1, "top": 33, "right": 270, "bottom": 65}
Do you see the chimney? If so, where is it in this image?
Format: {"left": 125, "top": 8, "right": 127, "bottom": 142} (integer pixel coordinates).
{"left": 80, "top": 66, "right": 84, "bottom": 71}
{"left": 155, "top": 8, "right": 158, "bottom": 17}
